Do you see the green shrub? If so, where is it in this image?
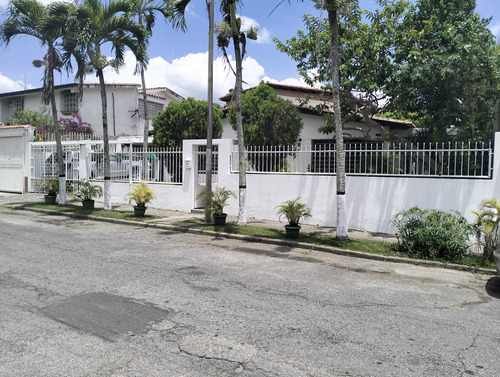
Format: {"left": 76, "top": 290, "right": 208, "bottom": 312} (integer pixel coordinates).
{"left": 472, "top": 199, "right": 500, "bottom": 261}
{"left": 392, "top": 207, "right": 473, "bottom": 262}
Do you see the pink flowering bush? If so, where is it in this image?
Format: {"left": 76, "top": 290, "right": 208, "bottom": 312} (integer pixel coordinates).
{"left": 59, "top": 113, "right": 93, "bottom": 134}
{"left": 35, "top": 113, "right": 93, "bottom": 135}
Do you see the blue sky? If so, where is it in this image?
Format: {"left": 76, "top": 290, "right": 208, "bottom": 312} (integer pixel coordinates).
{"left": 0, "top": 0, "right": 499, "bottom": 102}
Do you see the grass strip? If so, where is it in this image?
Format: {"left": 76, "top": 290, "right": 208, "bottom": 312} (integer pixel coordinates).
{"left": 172, "top": 220, "right": 497, "bottom": 270}
{"left": 18, "top": 203, "right": 165, "bottom": 222}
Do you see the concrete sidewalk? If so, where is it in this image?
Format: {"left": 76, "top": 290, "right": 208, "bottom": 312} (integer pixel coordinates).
{"left": 0, "top": 192, "right": 397, "bottom": 243}
{"left": 2, "top": 192, "right": 498, "bottom": 275}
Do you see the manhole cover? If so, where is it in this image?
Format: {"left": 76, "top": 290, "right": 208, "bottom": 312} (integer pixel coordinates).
{"left": 40, "top": 292, "right": 168, "bottom": 340}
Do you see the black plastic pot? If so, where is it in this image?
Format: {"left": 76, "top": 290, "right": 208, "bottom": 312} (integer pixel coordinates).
{"left": 82, "top": 200, "right": 95, "bottom": 210}
{"left": 284, "top": 225, "right": 301, "bottom": 238}
{"left": 213, "top": 213, "right": 227, "bottom": 226}
{"left": 44, "top": 194, "right": 57, "bottom": 205}
{"left": 134, "top": 206, "right": 147, "bottom": 217}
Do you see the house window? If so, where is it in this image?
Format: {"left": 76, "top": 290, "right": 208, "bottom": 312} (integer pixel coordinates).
{"left": 9, "top": 97, "right": 24, "bottom": 113}
{"left": 139, "top": 99, "right": 164, "bottom": 120}
{"left": 60, "top": 90, "right": 79, "bottom": 114}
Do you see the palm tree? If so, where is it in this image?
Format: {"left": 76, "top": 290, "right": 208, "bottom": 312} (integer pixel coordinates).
{"left": 216, "top": 0, "right": 256, "bottom": 225}
{"left": 1, "top": 0, "right": 72, "bottom": 205}
{"left": 219, "top": 0, "right": 247, "bottom": 225}
{"left": 128, "top": 0, "right": 169, "bottom": 180}
{"left": 171, "top": 0, "right": 217, "bottom": 223}
{"left": 64, "top": 0, "right": 147, "bottom": 210}
{"left": 275, "top": 0, "right": 351, "bottom": 239}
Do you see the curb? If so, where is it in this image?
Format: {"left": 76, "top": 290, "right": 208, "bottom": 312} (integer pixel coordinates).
{"left": 11, "top": 205, "right": 498, "bottom": 276}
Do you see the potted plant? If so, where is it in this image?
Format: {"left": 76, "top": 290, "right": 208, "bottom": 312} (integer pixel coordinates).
{"left": 126, "top": 180, "right": 156, "bottom": 217}
{"left": 39, "top": 177, "right": 59, "bottom": 205}
{"left": 276, "top": 197, "right": 312, "bottom": 238}
{"left": 74, "top": 178, "right": 103, "bottom": 209}
{"left": 197, "top": 186, "right": 236, "bottom": 225}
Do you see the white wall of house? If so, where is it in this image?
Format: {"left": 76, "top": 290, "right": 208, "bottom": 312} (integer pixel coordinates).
{"left": 77, "top": 85, "right": 140, "bottom": 137}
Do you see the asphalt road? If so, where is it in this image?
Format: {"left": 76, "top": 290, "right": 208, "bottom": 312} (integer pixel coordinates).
{"left": 1, "top": 207, "right": 499, "bottom": 377}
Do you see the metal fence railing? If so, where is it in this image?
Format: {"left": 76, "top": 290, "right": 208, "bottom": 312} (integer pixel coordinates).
{"left": 30, "top": 145, "right": 81, "bottom": 191}
{"left": 32, "top": 143, "right": 183, "bottom": 192}
{"left": 231, "top": 142, "right": 493, "bottom": 178}
{"left": 33, "top": 131, "right": 102, "bottom": 142}
{"left": 88, "top": 147, "right": 183, "bottom": 184}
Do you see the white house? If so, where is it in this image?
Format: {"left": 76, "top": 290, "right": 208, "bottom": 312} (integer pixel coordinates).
{"left": 219, "top": 82, "right": 415, "bottom": 149}
{"left": 0, "top": 83, "right": 184, "bottom": 137}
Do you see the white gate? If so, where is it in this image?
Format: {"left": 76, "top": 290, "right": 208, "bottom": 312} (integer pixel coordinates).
{"left": 194, "top": 145, "right": 218, "bottom": 208}
{"left": 30, "top": 143, "right": 81, "bottom": 192}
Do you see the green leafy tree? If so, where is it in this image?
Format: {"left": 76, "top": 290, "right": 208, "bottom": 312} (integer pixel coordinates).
{"left": 228, "top": 81, "right": 303, "bottom": 146}
{"left": 275, "top": 1, "right": 409, "bottom": 138}
{"left": 152, "top": 98, "right": 222, "bottom": 148}
{"left": 63, "top": 0, "right": 146, "bottom": 210}
{"left": 1, "top": 0, "right": 74, "bottom": 204}
{"left": 388, "top": 0, "right": 499, "bottom": 142}
{"left": 8, "top": 107, "right": 52, "bottom": 129}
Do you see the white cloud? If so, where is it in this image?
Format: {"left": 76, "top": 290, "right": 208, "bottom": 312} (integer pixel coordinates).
{"left": 239, "top": 15, "right": 272, "bottom": 44}
{"left": 0, "top": 0, "right": 67, "bottom": 7}
{"left": 0, "top": 72, "right": 34, "bottom": 93}
{"left": 490, "top": 22, "right": 500, "bottom": 39}
{"left": 102, "top": 50, "right": 269, "bottom": 102}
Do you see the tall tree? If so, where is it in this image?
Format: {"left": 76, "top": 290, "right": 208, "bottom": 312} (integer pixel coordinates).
{"left": 1, "top": 0, "right": 72, "bottom": 204}
{"left": 388, "top": 0, "right": 499, "bottom": 142}
{"left": 323, "top": 0, "right": 351, "bottom": 240}
{"left": 64, "top": 0, "right": 146, "bottom": 210}
{"left": 128, "top": 0, "right": 169, "bottom": 180}
{"left": 216, "top": 0, "right": 256, "bottom": 226}
{"left": 275, "top": 1, "right": 410, "bottom": 137}
{"left": 171, "top": 0, "right": 218, "bottom": 223}
{"left": 273, "top": 0, "right": 353, "bottom": 239}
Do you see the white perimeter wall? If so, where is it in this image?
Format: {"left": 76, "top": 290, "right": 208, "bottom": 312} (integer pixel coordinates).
{"left": 101, "top": 135, "right": 500, "bottom": 235}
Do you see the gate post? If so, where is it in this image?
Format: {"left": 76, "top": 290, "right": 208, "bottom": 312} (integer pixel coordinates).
{"left": 79, "top": 143, "right": 89, "bottom": 180}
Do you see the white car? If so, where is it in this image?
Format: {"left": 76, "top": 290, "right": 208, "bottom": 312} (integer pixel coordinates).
{"left": 45, "top": 151, "right": 75, "bottom": 179}
{"left": 90, "top": 153, "right": 143, "bottom": 180}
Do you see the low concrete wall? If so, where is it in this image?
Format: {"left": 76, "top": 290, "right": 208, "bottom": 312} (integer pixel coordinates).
{"left": 101, "top": 135, "right": 500, "bottom": 234}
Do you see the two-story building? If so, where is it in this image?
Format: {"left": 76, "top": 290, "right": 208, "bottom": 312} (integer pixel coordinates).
{"left": 0, "top": 83, "right": 184, "bottom": 137}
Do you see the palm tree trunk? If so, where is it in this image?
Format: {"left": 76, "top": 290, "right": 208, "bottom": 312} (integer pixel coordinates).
{"left": 97, "top": 68, "right": 112, "bottom": 210}
{"left": 329, "top": 8, "right": 348, "bottom": 240}
{"left": 141, "top": 62, "right": 149, "bottom": 181}
{"left": 205, "top": 0, "right": 214, "bottom": 224}
{"left": 48, "top": 67, "right": 66, "bottom": 205}
{"left": 230, "top": 2, "right": 246, "bottom": 226}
